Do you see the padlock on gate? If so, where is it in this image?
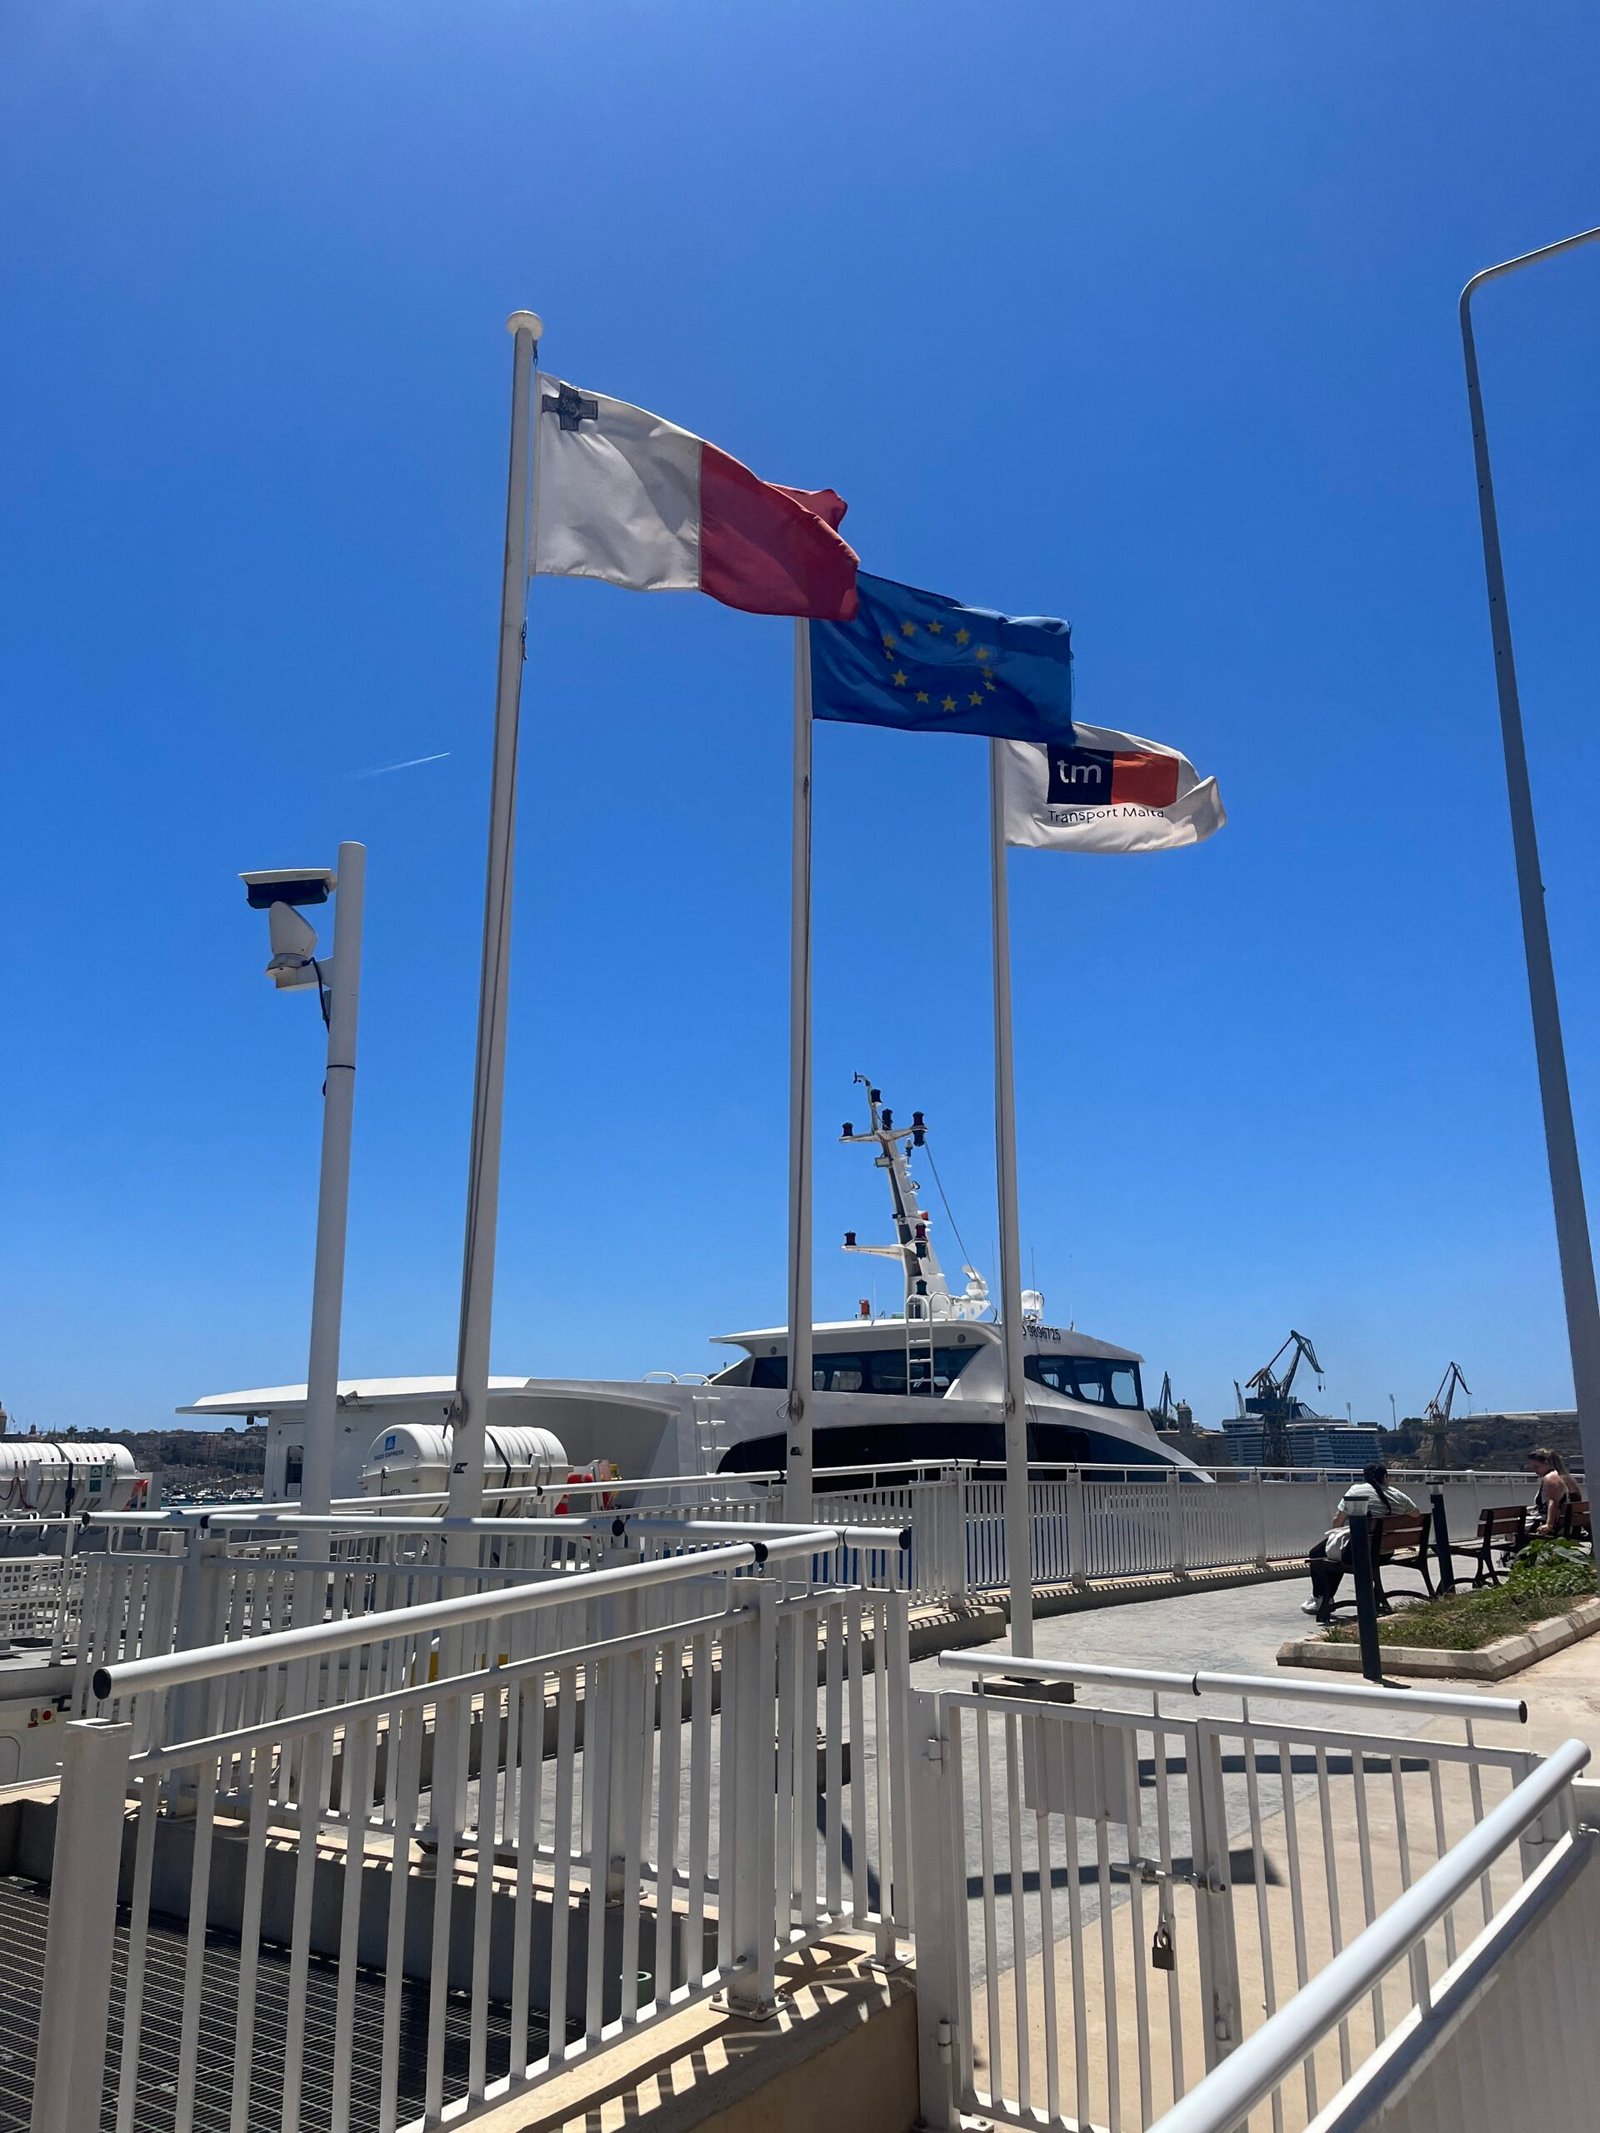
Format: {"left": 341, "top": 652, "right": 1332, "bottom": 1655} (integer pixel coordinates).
{"left": 1151, "top": 1921, "right": 1176, "bottom": 1972}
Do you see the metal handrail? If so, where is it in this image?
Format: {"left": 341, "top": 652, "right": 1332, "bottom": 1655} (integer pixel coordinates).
{"left": 1147, "top": 1737, "right": 1591, "bottom": 2133}
{"left": 943, "top": 1648, "right": 1528, "bottom": 1724}
{"left": 1192, "top": 1667, "right": 1527, "bottom": 1721}
{"left": 91, "top": 1520, "right": 883, "bottom": 1700}
{"left": 165, "top": 1507, "right": 752, "bottom": 1540}
{"left": 616, "top": 1514, "right": 911, "bottom": 1551}
{"left": 76, "top": 1505, "right": 904, "bottom": 1550}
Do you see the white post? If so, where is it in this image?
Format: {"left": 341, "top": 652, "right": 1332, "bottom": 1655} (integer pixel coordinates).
{"left": 31, "top": 1721, "right": 132, "bottom": 2133}
{"left": 907, "top": 1690, "right": 965, "bottom": 2131}
{"left": 1461, "top": 230, "right": 1600, "bottom": 1494}
{"left": 988, "top": 741, "right": 1034, "bottom": 1655}
{"left": 1063, "top": 1464, "right": 1086, "bottom": 1588}
{"left": 301, "top": 840, "right": 365, "bottom": 1518}
{"left": 449, "top": 310, "right": 541, "bottom": 1526}
{"left": 785, "top": 621, "right": 816, "bottom": 1521}
{"left": 1167, "top": 1466, "right": 1186, "bottom": 1576}
{"left": 723, "top": 1577, "right": 780, "bottom": 2017}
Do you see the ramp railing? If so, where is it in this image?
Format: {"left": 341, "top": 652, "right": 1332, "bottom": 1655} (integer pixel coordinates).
{"left": 8, "top": 1465, "right": 1544, "bottom": 1714}
{"left": 27, "top": 1529, "right": 911, "bottom": 2133}
{"left": 911, "top": 1651, "right": 1547, "bottom": 2133}
{"left": 1144, "top": 1737, "right": 1593, "bottom": 2133}
{"left": 58, "top": 1504, "right": 912, "bottom": 1714}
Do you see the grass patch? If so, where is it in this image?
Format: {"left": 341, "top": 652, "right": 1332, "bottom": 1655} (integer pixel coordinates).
{"left": 1325, "top": 1540, "right": 1597, "bottom": 1651}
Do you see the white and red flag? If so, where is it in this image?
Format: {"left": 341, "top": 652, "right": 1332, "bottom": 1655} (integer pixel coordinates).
{"left": 1000, "top": 719, "right": 1225, "bottom": 853}
{"left": 530, "top": 377, "right": 859, "bottom": 619}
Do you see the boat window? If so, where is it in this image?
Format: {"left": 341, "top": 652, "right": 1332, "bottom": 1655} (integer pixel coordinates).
{"left": 818, "top": 1357, "right": 865, "bottom": 1392}
{"left": 749, "top": 1346, "right": 987, "bottom": 1394}
{"left": 717, "top": 1416, "right": 1102, "bottom": 1476}
{"left": 1025, "top": 1355, "right": 1144, "bottom": 1409}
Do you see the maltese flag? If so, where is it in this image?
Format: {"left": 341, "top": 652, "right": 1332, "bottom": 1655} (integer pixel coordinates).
{"left": 530, "top": 378, "right": 859, "bottom": 619}
{"left": 1001, "top": 720, "right": 1225, "bottom": 853}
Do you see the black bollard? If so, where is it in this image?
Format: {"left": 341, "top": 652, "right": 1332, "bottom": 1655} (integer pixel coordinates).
{"left": 1348, "top": 1507, "right": 1384, "bottom": 1684}
{"left": 1429, "top": 1490, "right": 1455, "bottom": 1594}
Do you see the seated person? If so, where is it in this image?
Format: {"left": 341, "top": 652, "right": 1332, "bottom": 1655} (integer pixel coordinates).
{"left": 1302, "top": 1463, "right": 1417, "bottom": 1625}
{"left": 1524, "top": 1446, "right": 1579, "bottom": 1540}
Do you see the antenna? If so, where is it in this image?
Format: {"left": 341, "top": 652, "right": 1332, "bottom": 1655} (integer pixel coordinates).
{"left": 839, "top": 1078, "right": 988, "bottom": 1323}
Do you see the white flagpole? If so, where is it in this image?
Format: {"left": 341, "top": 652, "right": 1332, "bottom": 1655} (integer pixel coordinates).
{"left": 448, "top": 309, "right": 543, "bottom": 1526}
{"left": 1461, "top": 233, "right": 1600, "bottom": 1495}
{"left": 785, "top": 618, "right": 816, "bottom": 1520}
{"left": 988, "top": 738, "right": 1035, "bottom": 1656}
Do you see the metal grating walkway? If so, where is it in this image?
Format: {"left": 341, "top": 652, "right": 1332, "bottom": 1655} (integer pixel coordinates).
{"left": 0, "top": 1878, "right": 552, "bottom": 2133}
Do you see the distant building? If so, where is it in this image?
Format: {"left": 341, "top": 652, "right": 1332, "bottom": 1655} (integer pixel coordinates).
{"left": 1222, "top": 1418, "right": 1382, "bottom": 1470}
{"left": 1221, "top": 1420, "right": 1266, "bottom": 1466}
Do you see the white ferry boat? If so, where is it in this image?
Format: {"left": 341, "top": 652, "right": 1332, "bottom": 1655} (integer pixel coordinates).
{"left": 183, "top": 1081, "right": 1204, "bottom": 1499}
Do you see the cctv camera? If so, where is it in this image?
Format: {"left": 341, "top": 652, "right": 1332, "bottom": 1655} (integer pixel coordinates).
{"left": 268, "top": 902, "right": 318, "bottom": 959}
{"left": 263, "top": 902, "right": 321, "bottom": 990}
{"left": 239, "top": 866, "right": 336, "bottom": 911}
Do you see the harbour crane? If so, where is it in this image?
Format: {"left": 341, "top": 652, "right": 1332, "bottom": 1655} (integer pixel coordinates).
{"left": 1239, "top": 1331, "right": 1325, "bottom": 1466}
{"left": 1424, "top": 1362, "right": 1470, "bottom": 1427}
{"left": 1423, "top": 1362, "right": 1470, "bottom": 1465}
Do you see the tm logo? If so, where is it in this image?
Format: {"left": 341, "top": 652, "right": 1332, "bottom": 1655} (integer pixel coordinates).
{"left": 1046, "top": 744, "right": 1115, "bottom": 799}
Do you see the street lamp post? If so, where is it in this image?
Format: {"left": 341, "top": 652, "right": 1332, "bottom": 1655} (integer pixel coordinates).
{"left": 1461, "top": 227, "right": 1600, "bottom": 1491}
{"left": 241, "top": 845, "right": 367, "bottom": 1516}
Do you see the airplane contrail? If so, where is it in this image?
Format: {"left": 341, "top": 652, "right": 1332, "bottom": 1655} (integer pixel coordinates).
{"left": 350, "top": 751, "right": 451, "bottom": 780}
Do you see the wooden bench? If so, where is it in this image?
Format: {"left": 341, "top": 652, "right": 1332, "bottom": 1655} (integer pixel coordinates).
{"left": 1555, "top": 1496, "right": 1592, "bottom": 1545}
{"left": 1440, "top": 1504, "right": 1526, "bottom": 1588}
{"left": 1328, "top": 1511, "right": 1436, "bottom": 1617}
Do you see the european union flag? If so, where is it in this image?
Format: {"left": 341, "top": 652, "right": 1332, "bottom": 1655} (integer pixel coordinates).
{"left": 808, "top": 572, "right": 1074, "bottom": 743}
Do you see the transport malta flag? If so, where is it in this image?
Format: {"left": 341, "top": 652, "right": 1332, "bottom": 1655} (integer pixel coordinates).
{"left": 1000, "top": 720, "right": 1225, "bottom": 853}
{"left": 530, "top": 377, "right": 859, "bottom": 619}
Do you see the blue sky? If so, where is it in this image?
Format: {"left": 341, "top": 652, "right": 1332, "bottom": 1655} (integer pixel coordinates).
{"left": 5, "top": 2, "right": 1600, "bottom": 1435}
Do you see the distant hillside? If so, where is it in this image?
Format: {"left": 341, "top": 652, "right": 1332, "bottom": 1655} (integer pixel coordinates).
{"left": 1382, "top": 1413, "right": 1580, "bottom": 1473}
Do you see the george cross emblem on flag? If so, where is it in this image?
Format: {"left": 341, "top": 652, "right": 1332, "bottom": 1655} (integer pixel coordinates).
{"left": 542, "top": 382, "right": 599, "bottom": 432}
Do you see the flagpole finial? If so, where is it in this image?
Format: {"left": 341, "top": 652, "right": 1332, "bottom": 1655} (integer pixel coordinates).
{"left": 506, "top": 311, "right": 544, "bottom": 342}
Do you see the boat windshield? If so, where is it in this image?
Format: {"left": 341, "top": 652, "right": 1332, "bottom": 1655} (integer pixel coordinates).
{"left": 1025, "top": 1354, "right": 1144, "bottom": 1408}
{"left": 749, "top": 1346, "right": 984, "bottom": 1395}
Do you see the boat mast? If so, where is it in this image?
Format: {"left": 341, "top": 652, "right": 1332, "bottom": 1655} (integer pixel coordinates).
{"left": 838, "top": 1077, "right": 989, "bottom": 1324}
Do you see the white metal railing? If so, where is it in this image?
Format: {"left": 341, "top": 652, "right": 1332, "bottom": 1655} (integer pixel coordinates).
{"left": 811, "top": 1476, "right": 966, "bottom": 1604}
{"left": 56, "top": 1505, "right": 911, "bottom": 1716}
{"left": 1144, "top": 1737, "right": 1593, "bottom": 2133}
{"left": 0, "top": 1512, "right": 188, "bottom": 1667}
{"left": 27, "top": 1533, "right": 912, "bottom": 2133}
{"left": 5, "top": 1466, "right": 1544, "bottom": 1704}
{"left": 910, "top": 1652, "right": 1545, "bottom": 2133}
{"left": 0, "top": 1555, "right": 71, "bottom": 1647}
{"left": 954, "top": 1468, "right": 1535, "bottom": 1598}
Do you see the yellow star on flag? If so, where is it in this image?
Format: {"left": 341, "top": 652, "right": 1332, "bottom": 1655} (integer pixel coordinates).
{"left": 900, "top": 620, "right": 918, "bottom": 636}
{"left": 915, "top": 690, "right": 930, "bottom": 703}
{"left": 954, "top": 627, "right": 970, "bottom": 645}
{"left": 941, "top": 694, "right": 957, "bottom": 712}
{"left": 893, "top": 670, "right": 908, "bottom": 687}
{"left": 984, "top": 675, "right": 997, "bottom": 691}
{"left": 975, "top": 646, "right": 991, "bottom": 663}
{"left": 926, "top": 620, "right": 943, "bottom": 634}
{"left": 881, "top": 633, "right": 898, "bottom": 652}
{"left": 968, "top": 692, "right": 983, "bottom": 707}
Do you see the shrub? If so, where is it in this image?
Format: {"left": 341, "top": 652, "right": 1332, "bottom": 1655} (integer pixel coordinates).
{"left": 1325, "top": 1542, "right": 1596, "bottom": 1651}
